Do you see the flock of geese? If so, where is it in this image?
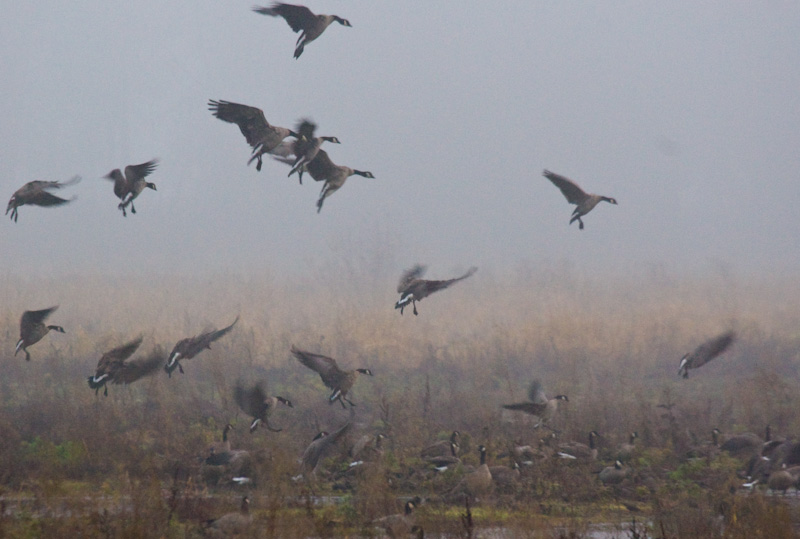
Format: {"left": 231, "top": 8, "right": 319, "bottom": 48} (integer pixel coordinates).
{"left": 4, "top": 2, "right": 795, "bottom": 536}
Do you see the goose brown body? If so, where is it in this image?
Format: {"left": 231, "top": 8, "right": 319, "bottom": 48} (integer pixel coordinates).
{"left": 291, "top": 345, "right": 372, "bottom": 408}
{"left": 252, "top": 3, "right": 352, "bottom": 59}
{"left": 16, "top": 306, "right": 65, "bottom": 361}
{"left": 395, "top": 265, "right": 477, "bottom": 315}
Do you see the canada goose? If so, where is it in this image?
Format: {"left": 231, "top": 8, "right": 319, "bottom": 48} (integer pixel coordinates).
{"left": 421, "top": 430, "right": 461, "bottom": 459}
{"left": 301, "top": 149, "right": 375, "bottom": 213}
{"left": 252, "top": 3, "right": 352, "bottom": 59}
{"left": 543, "top": 169, "right": 617, "bottom": 230}
{"left": 165, "top": 316, "right": 239, "bottom": 376}
{"left": 558, "top": 431, "right": 599, "bottom": 460}
{"left": 351, "top": 433, "right": 386, "bottom": 462}
{"left": 423, "top": 442, "right": 461, "bottom": 470}
{"left": 207, "top": 423, "right": 233, "bottom": 459}
{"left": 15, "top": 306, "right": 65, "bottom": 361}
{"left": 300, "top": 408, "right": 355, "bottom": 479}
{"left": 6, "top": 176, "right": 80, "bottom": 222}
{"left": 233, "top": 380, "right": 293, "bottom": 433}
{"left": 87, "top": 340, "right": 163, "bottom": 396}
{"left": 371, "top": 498, "right": 421, "bottom": 538}
{"left": 104, "top": 159, "right": 158, "bottom": 217}
{"left": 501, "top": 380, "right": 569, "bottom": 429}
{"left": 678, "top": 331, "right": 736, "bottom": 378}
{"left": 489, "top": 461, "right": 520, "bottom": 491}
{"left": 285, "top": 119, "right": 340, "bottom": 183}
{"left": 617, "top": 432, "right": 638, "bottom": 462}
{"left": 445, "top": 445, "right": 492, "bottom": 500}
{"left": 290, "top": 345, "right": 373, "bottom": 408}
{"left": 395, "top": 265, "right": 478, "bottom": 316}
{"left": 599, "top": 460, "right": 628, "bottom": 485}
{"left": 719, "top": 430, "right": 762, "bottom": 459}
{"left": 208, "top": 99, "right": 300, "bottom": 171}
{"left": 767, "top": 465, "right": 796, "bottom": 496}
{"left": 204, "top": 496, "right": 252, "bottom": 537}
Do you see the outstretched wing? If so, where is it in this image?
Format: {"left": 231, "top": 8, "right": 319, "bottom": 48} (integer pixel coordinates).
{"left": 25, "top": 191, "right": 72, "bottom": 208}
{"left": 291, "top": 346, "right": 340, "bottom": 387}
{"left": 527, "top": 379, "right": 548, "bottom": 404}
{"left": 193, "top": 316, "right": 240, "bottom": 353}
{"left": 305, "top": 149, "right": 336, "bottom": 182}
{"left": 125, "top": 160, "right": 159, "bottom": 182}
{"left": 253, "top": 4, "right": 316, "bottom": 33}
{"left": 543, "top": 170, "right": 588, "bottom": 204}
{"left": 234, "top": 381, "right": 267, "bottom": 418}
{"left": 691, "top": 331, "right": 736, "bottom": 369}
{"left": 418, "top": 267, "right": 477, "bottom": 295}
{"left": 209, "top": 100, "right": 273, "bottom": 149}
{"left": 103, "top": 336, "right": 144, "bottom": 362}
{"left": 502, "top": 401, "right": 547, "bottom": 416}
{"left": 397, "top": 265, "right": 427, "bottom": 293}
{"left": 112, "top": 346, "right": 164, "bottom": 385}
{"left": 21, "top": 306, "right": 58, "bottom": 327}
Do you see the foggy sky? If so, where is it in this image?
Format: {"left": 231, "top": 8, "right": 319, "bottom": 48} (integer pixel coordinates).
{"left": 2, "top": 2, "right": 799, "bottom": 281}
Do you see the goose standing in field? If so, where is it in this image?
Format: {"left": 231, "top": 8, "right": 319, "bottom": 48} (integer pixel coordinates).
{"left": 234, "top": 380, "right": 293, "bottom": 433}
{"left": 252, "top": 3, "right": 352, "bottom": 59}
{"left": 423, "top": 442, "right": 461, "bottom": 471}
{"left": 204, "top": 496, "right": 252, "bottom": 538}
{"left": 395, "top": 265, "right": 478, "bottom": 316}
{"left": 104, "top": 159, "right": 158, "bottom": 217}
{"left": 350, "top": 432, "right": 386, "bottom": 464}
{"left": 301, "top": 148, "right": 375, "bottom": 213}
{"left": 543, "top": 169, "right": 617, "bottom": 230}
{"left": 6, "top": 176, "right": 81, "bottom": 222}
{"left": 87, "top": 339, "right": 163, "bottom": 396}
{"left": 285, "top": 119, "right": 340, "bottom": 183}
{"left": 208, "top": 99, "right": 300, "bottom": 172}
{"left": 501, "top": 379, "right": 569, "bottom": 429}
{"left": 445, "top": 445, "right": 492, "bottom": 500}
{"left": 300, "top": 408, "right": 355, "bottom": 479}
{"left": 617, "top": 432, "right": 638, "bottom": 462}
{"left": 291, "top": 345, "right": 373, "bottom": 408}
{"left": 15, "top": 306, "right": 65, "bottom": 361}
{"left": 203, "top": 424, "right": 253, "bottom": 480}
{"left": 678, "top": 331, "right": 736, "bottom": 378}
{"left": 165, "top": 316, "right": 239, "bottom": 376}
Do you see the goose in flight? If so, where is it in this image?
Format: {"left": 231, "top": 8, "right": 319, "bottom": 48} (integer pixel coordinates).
{"left": 252, "top": 3, "right": 352, "bottom": 59}
{"left": 6, "top": 176, "right": 80, "bottom": 222}
{"left": 543, "top": 169, "right": 617, "bottom": 230}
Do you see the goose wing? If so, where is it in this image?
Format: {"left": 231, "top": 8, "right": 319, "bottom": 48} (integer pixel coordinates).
{"left": 192, "top": 316, "right": 240, "bottom": 353}
{"left": 208, "top": 100, "right": 275, "bottom": 149}
{"left": 691, "top": 331, "right": 735, "bottom": 369}
{"left": 253, "top": 3, "right": 316, "bottom": 32}
{"left": 397, "top": 265, "right": 427, "bottom": 293}
{"left": 291, "top": 346, "right": 342, "bottom": 387}
{"left": 234, "top": 381, "right": 267, "bottom": 418}
{"left": 417, "top": 267, "right": 477, "bottom": 295}
{"left": 112, "top": 346, "right": 164, "bottom": 385}
{"left": 543, "top": 170, "right": 588, "bottom": 204}
{"left": 124, "top": 160, "right": 158, "bottom": 183}
{"left": 21, "top": 306, "right": 58, "bottom": 328}
{"left": 305, "top": 149, "right": 337, "bottom": 181}
{"left": 527, "top": 379, "right": 548, "bottom": 404}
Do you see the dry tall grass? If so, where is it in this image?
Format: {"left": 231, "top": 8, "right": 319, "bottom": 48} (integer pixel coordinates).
{"left": 1, "top": 267, "right": 798, "bottom": 536}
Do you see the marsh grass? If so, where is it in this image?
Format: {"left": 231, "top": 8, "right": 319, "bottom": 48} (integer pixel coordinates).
{"left": 1, "top": 269, "right": 799, "bottom": 536}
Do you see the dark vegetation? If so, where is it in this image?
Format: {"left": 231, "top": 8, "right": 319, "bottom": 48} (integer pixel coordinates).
{"left": 1, "top": 267, "right": 799, "bottom": 537}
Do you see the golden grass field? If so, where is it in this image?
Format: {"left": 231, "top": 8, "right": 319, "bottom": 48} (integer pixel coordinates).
{"left": 1, "top": 266, "right": 799, "bottom": 537}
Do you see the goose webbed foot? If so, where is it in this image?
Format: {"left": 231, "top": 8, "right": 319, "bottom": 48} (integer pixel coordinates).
{"left": 413, "top": 303, "right": 418, "bottom": 316}
{"left": 103, "top": 386, "right": 108, "bottom": 397}
{"left": 256, "top": 157, "right": 263, "bottom": 171}
{"left": 578, "top": 219, "right": 584, "bottom": 230}
{"left": 178, "top": 363, "right": 184, "bottom": 375}
{"left": 130, "top": 203, "right": 136, "bottom": 215}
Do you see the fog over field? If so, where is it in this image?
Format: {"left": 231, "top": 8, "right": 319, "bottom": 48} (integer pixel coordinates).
{"left": 2, "top": 2, "right": 799, "bottom": 279}
{"left": 2, "top": 3, "right": 800, "bottom": 537}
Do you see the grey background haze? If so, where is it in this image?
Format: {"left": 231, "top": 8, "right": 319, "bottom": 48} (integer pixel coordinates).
{"left": 2, "top": 2, "right": 799, "bottom": 281}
